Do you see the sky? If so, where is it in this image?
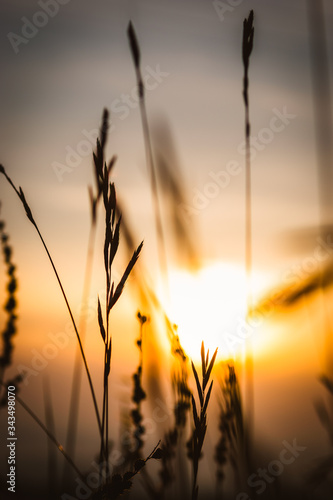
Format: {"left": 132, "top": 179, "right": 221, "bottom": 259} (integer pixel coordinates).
{"left": 1, "top": 0, "right": 333, "bottom": 497}
{"left": 1, "top": 0, "right": 332, "bottom": 273}
{"left": 1, "top": 0, "right": 333, "bottom": 359}
{"left": 0, "top": 0, "right": 332, "bottom": 281}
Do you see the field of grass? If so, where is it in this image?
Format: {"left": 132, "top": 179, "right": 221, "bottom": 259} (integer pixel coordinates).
{"left": 1, "top": 3, "right": 333, "bottom": 499}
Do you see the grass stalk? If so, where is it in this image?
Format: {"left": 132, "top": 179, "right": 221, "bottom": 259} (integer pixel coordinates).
{"left": 190, "top": 342, "right": 217, "bottom": 500}
{"left": 131, "top": 311, "right": 148, "bottom": 456}
{"left": 127, "top": 22, "right": 169, "bottom": 284}
{"left": 92, "top": 113, "right": 144, "bottom": 479}
{"left": 0, "top": 207, "right": 18, "bottom": 388}
{"left": 243, "top": 10, "right": 254, "bottom": 313}
{"left": 65, "top": 110, "right": 109, "bottom": 456}
{"left": 215, "top": 364, "right": 245, "bottom": 496}
{"left": 159, "top": 326, "right": 191, "bottom": 498}
{"left": 242, "top": 10, "right": 255, "bottom": 447}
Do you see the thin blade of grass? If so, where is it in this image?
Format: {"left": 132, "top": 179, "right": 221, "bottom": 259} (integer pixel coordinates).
{"left": 109, "top": 241, "right": 143, "bottom": 311}
{"left": 202, "top": 380, "right": 214, "bottom": 415}
{"left": 105, "top": 339, "right": 112, "bottom": 381}
{"left": 5, "top": 384, "right": 84, "bottom": 480}
{"left": 0, "top": 166, "right": 102, "bottom": 435}
{"left": 191, "top": 394, "right": 199, "bottom": 430}
{"left": 191, "top": 361, "right": 203, "bottom": 407}
{"left": 97, "top": 297, "right": 106, "bottom": 343}
{"left": 109, "top": 215, "right": 121, "bottom": 267}
{"left": 201, "top": 341, "right": 206, "bottom": 379}
{"left": 203, "top": 348, "right": 218, "bottom": 391}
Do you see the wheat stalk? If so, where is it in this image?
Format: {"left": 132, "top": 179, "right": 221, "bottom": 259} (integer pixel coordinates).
{"left": 92, "top": 112, "right": 144, "bottom": 478}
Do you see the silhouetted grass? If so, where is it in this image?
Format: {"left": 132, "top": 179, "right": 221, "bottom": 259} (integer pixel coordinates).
{"left": 189, "top": 342, "right": 217, "bottom": 500}
{"left": 0, "top": 206, "right": 18, "bottom": 389}
{"left": 242, "top": 9, "right": 255, "bottom": 458}
{"left": 89, "top": 108, "right": 144, "bottom": 483}
{"left": 158, "top": 325, "right": 191, "bottom": 498}
{"left": 64, "top": 109, "right": 111, "bottom": 488}
{"left": 3, "top": 7, "right": 333, "bottom": 500}
{"left": 131, "top": 311, "right": 148, "bottom": 456}
{"left": 127, "top": 22, "right": 168, "bottom": 283}
{"left": 0, "top": 164, "right": 102, "bottom": 438}
{"left": 215, "top": 363, "right": 246, "bottom": 496}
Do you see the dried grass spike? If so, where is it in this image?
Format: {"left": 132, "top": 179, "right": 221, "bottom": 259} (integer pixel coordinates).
{"left": 242, "top": 10, "right": 254, "bottom": 69}
{"left": 100, "top": 108, "right": 109, "bottom": 150}
{"left": 127, "top": 21, "right": 141, "bottom": 69}
{"left": 192, "top": 394, "right": 199, "bottom": 429}
{"left": 19, "top": 187, "right": 34, "bottom": 224}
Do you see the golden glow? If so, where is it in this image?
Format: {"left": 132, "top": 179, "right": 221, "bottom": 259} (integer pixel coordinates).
{"left": 162, "top": 262, "right": 271, "bottom": 362}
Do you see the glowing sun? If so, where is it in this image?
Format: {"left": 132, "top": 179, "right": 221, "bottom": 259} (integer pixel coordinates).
{"left": 163, "top": 262, "right": 269, "bottom": 362}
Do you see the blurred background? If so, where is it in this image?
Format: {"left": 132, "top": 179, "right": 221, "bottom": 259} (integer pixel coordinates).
{"left": 1, "top": 0, "right": 333, "bottom": 498}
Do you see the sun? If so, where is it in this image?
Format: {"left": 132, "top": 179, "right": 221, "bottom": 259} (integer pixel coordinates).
{"left": 161, "top": 261, "right": 270, "bottom": 362}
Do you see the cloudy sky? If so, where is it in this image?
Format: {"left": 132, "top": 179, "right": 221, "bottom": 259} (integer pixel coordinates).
{"left": 1, "top": 0, "right": 332, "bottom": 279}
